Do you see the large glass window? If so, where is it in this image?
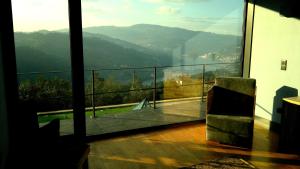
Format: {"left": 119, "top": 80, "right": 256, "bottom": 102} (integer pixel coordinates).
{"left": 11, "top": 0, "right": 245, "bottom": 136}
{"left": 12, "top": 0, "right": 73, "bottom": 135}
{"left": 81, "top": 0, "right": 246, "bottom": 136}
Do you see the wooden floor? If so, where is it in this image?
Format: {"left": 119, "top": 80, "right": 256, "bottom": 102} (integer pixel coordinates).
{"left": 88, "top": 118, "right": 300, "bottom": 169}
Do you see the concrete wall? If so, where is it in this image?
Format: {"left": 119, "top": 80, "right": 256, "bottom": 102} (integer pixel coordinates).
{"left": 250, "top": 1, "right": 300, "bottom": 123}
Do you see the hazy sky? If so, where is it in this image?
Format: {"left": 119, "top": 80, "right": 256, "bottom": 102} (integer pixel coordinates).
{"left": 12, "top": 0, "right": 244, "bottom": 35}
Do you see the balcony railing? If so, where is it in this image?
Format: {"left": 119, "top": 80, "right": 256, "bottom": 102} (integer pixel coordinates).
{"left": 17, "top": 62, "right": 242, "bottom": 117}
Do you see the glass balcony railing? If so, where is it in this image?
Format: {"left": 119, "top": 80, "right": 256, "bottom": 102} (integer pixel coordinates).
{"left": 17, "top": 62, "right": 241, "bottom": 136}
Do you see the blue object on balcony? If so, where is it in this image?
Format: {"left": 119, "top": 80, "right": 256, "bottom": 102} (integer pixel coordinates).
{"left": 133, "top": 98, "right": 151, "bottom": 110}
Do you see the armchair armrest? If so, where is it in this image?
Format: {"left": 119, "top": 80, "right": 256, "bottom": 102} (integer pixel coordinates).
{"left": 37, "top": 118, "right": 60, "bottom": 143}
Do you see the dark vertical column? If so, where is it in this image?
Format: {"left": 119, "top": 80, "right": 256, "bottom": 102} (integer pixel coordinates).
{"left": 201, "top": 65, "right": 205, "bottom": 102}
{"left": 153, "top": 67, "right": 157, "bottom": 109}
{"left": 0, "top": 0, "right": 19, "bottom": 167}
{"left": 92, "top": 70, "right": 96, "bottom": 118}
{"left": 133, "top": 69, "right": 136, "bottom": 88}
{"left": 68, "top": 0, "right": 86, "bottom": 139}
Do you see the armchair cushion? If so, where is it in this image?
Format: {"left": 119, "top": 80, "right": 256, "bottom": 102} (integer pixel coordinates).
{"left": 206, "top": 114, "right": 254, "bottom": 147}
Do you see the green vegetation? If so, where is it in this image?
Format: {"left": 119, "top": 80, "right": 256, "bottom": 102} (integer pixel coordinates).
{"left": 38, "top": 106, "right": 134, "bottom": 123}
{"left": 19, "top": 76, "right": 72, "bottom": 112}
{"left": 163, "top": 75, "right": 202, "bottom": 99}
{"left": 18, "top": 72, "right": 152, "bottom": 112}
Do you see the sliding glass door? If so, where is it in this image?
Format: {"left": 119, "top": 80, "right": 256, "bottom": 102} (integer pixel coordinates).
{"left": 81, "top": 0, "right": 246, "bottom": 136}
{"left": 12, "top": 0, "right": 74, "bottom": 135}
{"left": 11, "top": 0, "right": 246, "bottom": 137}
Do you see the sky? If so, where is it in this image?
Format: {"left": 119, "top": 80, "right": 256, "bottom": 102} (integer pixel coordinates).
{"left": 11, "top": 0, "right": 245, "bottom": 35}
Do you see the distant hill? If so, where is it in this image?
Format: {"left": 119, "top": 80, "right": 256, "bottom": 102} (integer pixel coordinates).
{"left": 14, "top": 31, "right": 171, "bottom": 74}
{"left": 15, "top": 24, "right": 242, "bottom": 78}
{"left": 83, "top": 32, "right": 170, "bottom": 58}
{"left": 16, "top": 46, "right": 69, "bottom": 73}
{"left": 83, "top": 24, "right": 242, "bottom": 62}
{"left": 83, "top": 24, "right": 199, "bottom": 53}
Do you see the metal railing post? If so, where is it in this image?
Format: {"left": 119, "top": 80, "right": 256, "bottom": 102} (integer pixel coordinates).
{"left": 92, "top": 69, "right": 96, "bottom": 118}
{"left": 131, "top": 69, "right": 136, "bottom": 90}
{"left": 202, "top": 64, "right": 205, "bottom": 102}
{"left": 153, "top": 66, "right": 157, "bottom": 109}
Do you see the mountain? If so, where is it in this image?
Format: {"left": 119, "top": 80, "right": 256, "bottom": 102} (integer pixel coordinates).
{"left": 82, "top": 32, "right": 171, "bottom": 65}
{"left": 83, "top": 24, "right": 199, "bottom": 53}
{"left": 14, "top": 31, "right": 171, "bottom": 74}
{"left": 82, "top": 34, "right": 170, "bottom": 69}
{"left": 16, "top": 46, "right": 69, "bottom": 73}
{"left": 15, "top": 24, "right": 242, "bottom": 79}
{"left": 83, "top": 24, "right": 242, "bottom": 62}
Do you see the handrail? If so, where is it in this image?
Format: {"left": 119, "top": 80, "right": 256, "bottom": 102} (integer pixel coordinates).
{"left": 16, "top": 62, "right": 240, "bottom": 75}
{"left": 17, "top": 62, "right": 241, "bottom": 115}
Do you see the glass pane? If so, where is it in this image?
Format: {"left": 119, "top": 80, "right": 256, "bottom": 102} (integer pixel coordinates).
{"left": 12, "top": 0, "right": 73, "bottom": 135}
{"left": 81, "top": 0, "right": 245, "bottom": 136}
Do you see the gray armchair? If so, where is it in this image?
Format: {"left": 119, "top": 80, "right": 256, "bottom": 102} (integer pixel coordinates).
{"left": 206, "top": 77, "right": 256, "bottom": 148}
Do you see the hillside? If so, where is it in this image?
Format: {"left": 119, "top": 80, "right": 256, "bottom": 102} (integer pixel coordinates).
{"left": 15, "top": 24, "right": 242, "bottom": 76}
{"left": 83, "top": 24, "right": 242, "bottom": 63}
{"left": 83, "top": 24, "right": 199, "bottom": 53}
{"left": 14, "top": 31, "right": 171, "bottom": 74}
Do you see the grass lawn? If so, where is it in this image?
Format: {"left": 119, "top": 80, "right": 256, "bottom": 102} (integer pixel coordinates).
{"left": 38, "top": 105, "right": 134, "bottom": 123}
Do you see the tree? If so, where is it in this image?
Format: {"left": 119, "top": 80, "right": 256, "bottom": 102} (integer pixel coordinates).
{"left": 18, "top": 76, "right": 72, "bottom": 111}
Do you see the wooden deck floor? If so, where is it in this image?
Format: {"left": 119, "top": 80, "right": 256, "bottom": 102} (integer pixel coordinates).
{"left": 60, "top": 99, "right": 206, "bottom": 136}
{"left": 87, "top": 118, "right": 300, "bottom": 169}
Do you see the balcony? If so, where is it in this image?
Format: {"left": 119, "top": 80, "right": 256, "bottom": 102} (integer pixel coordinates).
{"left": 18, "top": 63, "right": 241, "bottom": 136}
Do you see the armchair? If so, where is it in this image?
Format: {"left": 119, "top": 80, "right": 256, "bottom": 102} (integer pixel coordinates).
{"left": 15, "top": 100, "right": 90, "bottom": 169}
{"left": 206, "top": 77, "right": 256, "bottom": 148}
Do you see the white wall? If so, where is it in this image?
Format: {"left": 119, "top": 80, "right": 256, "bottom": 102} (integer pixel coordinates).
{"left": 250, "top": 2, "right": 300, "bottom": 123}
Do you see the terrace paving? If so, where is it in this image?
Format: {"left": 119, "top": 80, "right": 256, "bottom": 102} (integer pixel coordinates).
{"left": 59, "top": 99, "right": 206, "bottom": 136}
